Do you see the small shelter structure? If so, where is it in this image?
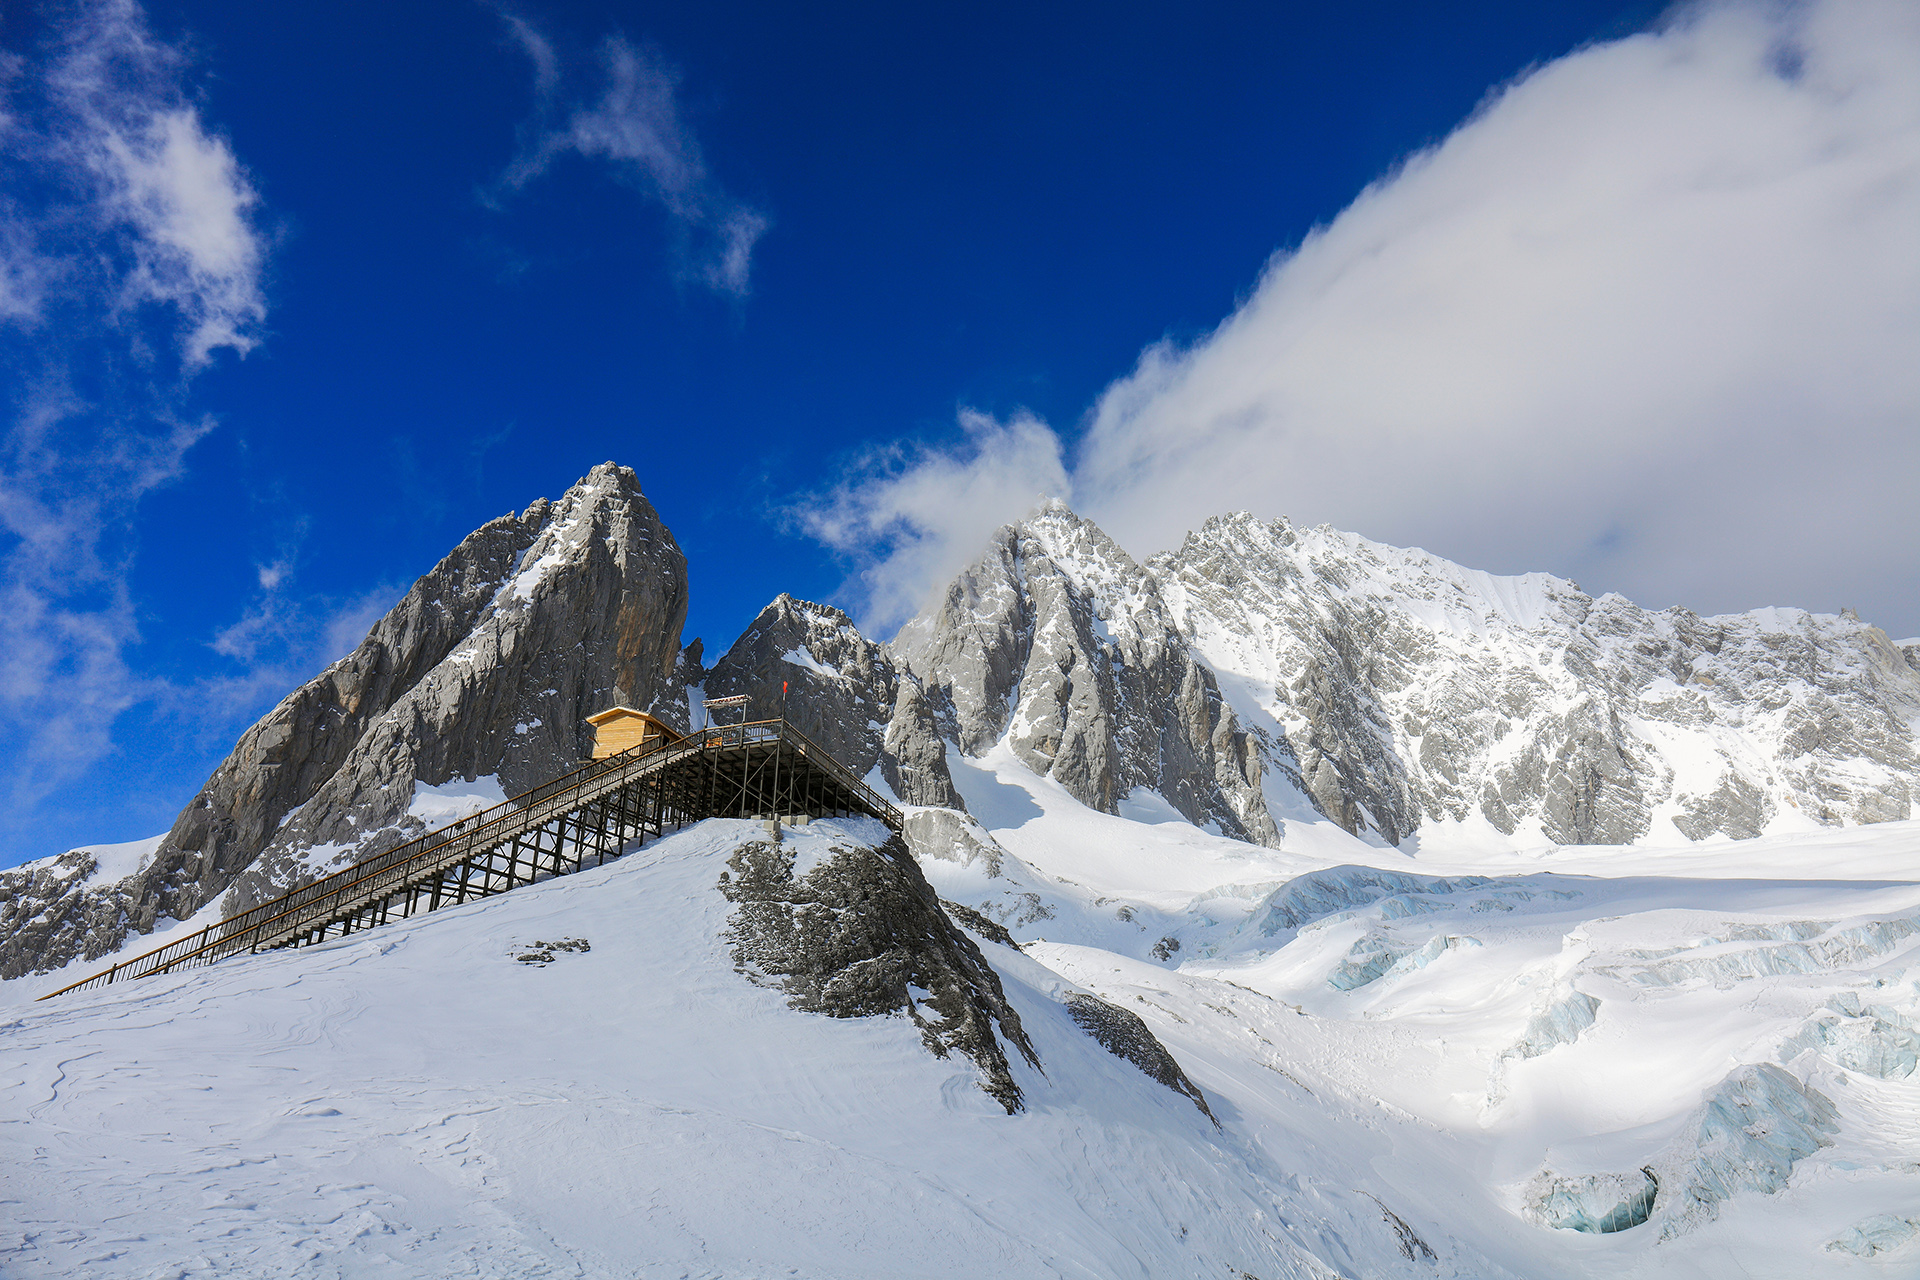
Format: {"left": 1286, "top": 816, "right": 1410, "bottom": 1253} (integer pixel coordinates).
{"left": 585, "top": 706, "right": 682, "bottom": 759}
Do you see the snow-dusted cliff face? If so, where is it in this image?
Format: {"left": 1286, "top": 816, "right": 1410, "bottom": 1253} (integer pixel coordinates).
{"left": 0, "top": 463, "right": 690, "bottom": 978}
{"left": 1151, "top": 511, "right": 1920, "bottom": 848}
{"left": 699, "top": 593, "right": 962, "bottom": 808}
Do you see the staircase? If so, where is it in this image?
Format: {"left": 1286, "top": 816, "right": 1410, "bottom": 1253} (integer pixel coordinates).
{"left": 41, "top": 719, "right": 901, "bottom": 1000}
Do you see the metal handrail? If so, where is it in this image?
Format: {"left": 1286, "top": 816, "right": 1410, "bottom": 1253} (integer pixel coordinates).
{"left": 38, "top": 718, "right": 900, "bottom": 1000}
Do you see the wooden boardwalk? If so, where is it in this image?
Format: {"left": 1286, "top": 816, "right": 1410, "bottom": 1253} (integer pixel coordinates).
{"left": 40, "top": 719, "right": 900, "bottom": 1001}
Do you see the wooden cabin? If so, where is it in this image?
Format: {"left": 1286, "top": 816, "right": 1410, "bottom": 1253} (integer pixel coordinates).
{"left": 585, "top": 707, "right": 682, "bottom": 759}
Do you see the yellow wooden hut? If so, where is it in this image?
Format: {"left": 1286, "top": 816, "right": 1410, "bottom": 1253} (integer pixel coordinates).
{"left": 585, "top": 707, "right": 682, "bottom": 759}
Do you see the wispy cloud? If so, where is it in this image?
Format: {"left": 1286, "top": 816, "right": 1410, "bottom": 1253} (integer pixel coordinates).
{"left": 492, "top": 12, "right": 769, "bottom": 297}
{"left": 812, "top": 0, "right": 1920, "bottom": 639}
{"left": 796, "top": 411, "right": 1070, "bottom": 635}
{"left": 41, "top": 0, "right": 265, "bottom": 365}
{"left": 183, "top": 577, "right": 402, "bottom": 736}
{"left": 0, "top": 0, "right": 268, "bottom": 809}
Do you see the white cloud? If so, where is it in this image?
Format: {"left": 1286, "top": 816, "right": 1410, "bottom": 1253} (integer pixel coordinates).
{"left": 45, "top": 0, "right": 266, "bottom": 365}
{"left": 95, "top": 109, "right": 265, "bottom": 365}
{"left": 495, "top": 17, "right": 769, "bottom": 298}
{"left": 798, "top": 411, "right": 1070, "bottom": 635}
{"left": 0, "top": 0, "right": 269, "bottom": 808}
{"left": 821, "top": 0, "right": 1920, "bottom": 639}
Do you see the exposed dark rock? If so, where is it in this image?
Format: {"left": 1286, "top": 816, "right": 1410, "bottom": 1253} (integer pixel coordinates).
{"left": 1063, "top": 992, "right": 1217, "bottom": 1124}
{"left": 940, "top": 899, "right": 1021, "bottom": 951}
{"left": 705, "top": 595, "right": 894, "bottom": 775}
{"left": 1363, "top": 1194, "right": 1439, "bottom": 1260}
{"left": 0, "top": 851, "right": 142, "bottom": 984}
{"left": 514, "top": 937, "right": 590, "bottom": 966}
{"left": 719, "top": 833, "right": 1040, "bottom": 1113}
{"left": 703, "top": 594, "right": 963, "bottom": 810}
{"left": 1671, "top": 771, "right": 1770, "bottom": 841}
{"left": 881, "top": 679, "right": 961, "bottom": 808}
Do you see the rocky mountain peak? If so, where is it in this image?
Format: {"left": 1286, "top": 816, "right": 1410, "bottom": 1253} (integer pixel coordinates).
{"left": 704, "top": 593, "right": 896, "bottom": 774}
{"left": 893, "top": 506, "right": 1280, "bottom": 847}
{"left": 1, "top": 463, "right": 689, "bottom": 978}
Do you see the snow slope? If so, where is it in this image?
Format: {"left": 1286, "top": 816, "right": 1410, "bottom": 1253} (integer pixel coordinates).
{"left": 6, "top": 762, "right": 1918, "bottom": 1277}
{"left": 4, "top": 818, "right": 1479, "bottom": 1280}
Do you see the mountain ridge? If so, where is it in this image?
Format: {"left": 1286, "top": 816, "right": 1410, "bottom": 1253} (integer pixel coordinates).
{"left": 5, "top": 468, "right": 1917, "bottom": 981}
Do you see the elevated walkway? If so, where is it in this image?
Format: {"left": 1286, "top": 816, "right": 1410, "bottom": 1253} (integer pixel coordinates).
{"left": 41, "top": 719, "right": 899, "bottom": 1000}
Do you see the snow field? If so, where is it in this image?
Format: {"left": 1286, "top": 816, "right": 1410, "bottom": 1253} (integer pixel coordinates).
{"left": 7, "top": 737, "right": 1919, "bottom": 1277}
{"left": 3, "top": 818, "right": 1467, "bottom": 1279}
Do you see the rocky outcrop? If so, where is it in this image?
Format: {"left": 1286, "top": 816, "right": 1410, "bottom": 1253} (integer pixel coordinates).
{"left": 880, "top": 679, "right": 961, "bottom": 808}
{"left": 719, "top": 830, "right": 1040, "bottom": 1113}
{"left": 2, "top": 463, "right": 689, "bottom": 978}
{"left": 893, "top": 502, "right": 1280, "bottom": 846}
{"left": 704, "top": 596, "right": 894, "bottom": 775}
{"left": 902, "top": 808, "right": 1005, "bottom": 878}
{"left": 0, "top": 850, "right": 145, "bottom": 983}
{"left": 1063, "top": 992, "right": 1217, "bottom": 1124}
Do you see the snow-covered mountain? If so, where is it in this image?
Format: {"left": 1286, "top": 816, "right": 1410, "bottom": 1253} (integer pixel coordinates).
{"left": 894, "top": 504, "right": 1278, "bottom": 848}
{"left": 6, "top": 470, "right": 1920, "bottom": 1278}
{"left": 1152, "top": 509, "right": 1920, "bottom": 849}
{"left": 888, "top": 500, "right": 1918, "bottom": 855}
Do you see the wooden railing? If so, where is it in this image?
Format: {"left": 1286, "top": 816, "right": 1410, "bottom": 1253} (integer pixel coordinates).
{"left": 38, "top": 718, "right": 899, "bottom": 1001}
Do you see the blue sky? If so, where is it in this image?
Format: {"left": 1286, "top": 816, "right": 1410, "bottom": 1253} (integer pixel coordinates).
{"left": 3, "top": 0, "right": 1915, "bottom": 867}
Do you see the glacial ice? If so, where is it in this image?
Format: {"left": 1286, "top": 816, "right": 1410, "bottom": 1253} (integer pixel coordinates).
{"left": 1328, "top": 930, "right": 1480, "bottom": 991}
{"left": 1513, "top": 987, "right": 1601, "bottom": 1061}
{"left": 1247, "top": 866, "right": 1496, "bottom": 941}
{"left": 1524, "top": 1063, "right": 1841, "bottom": 1241}
{"left": 1328, "top": 934, "right": 1407, "bottom": 990}
{"left": 1603, "top": 915, "right": 1920, "bottom": 990}
{"left": 1778, "top": 1002, "right": 1920, "bottom": 1080}
{"left": 1827, "top": 1215, "right": 1920, "bottom": 1258}
{"left": 1527, "top": 1167, "right": 1659, "bottom": 1234}
{"left": 1658, "top": 1063, "right": 1839, "bottom": 1238}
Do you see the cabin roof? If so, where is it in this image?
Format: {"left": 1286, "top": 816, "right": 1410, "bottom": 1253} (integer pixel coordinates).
{"left": 585, "top": 706, "right": 675, "bottom": 728}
